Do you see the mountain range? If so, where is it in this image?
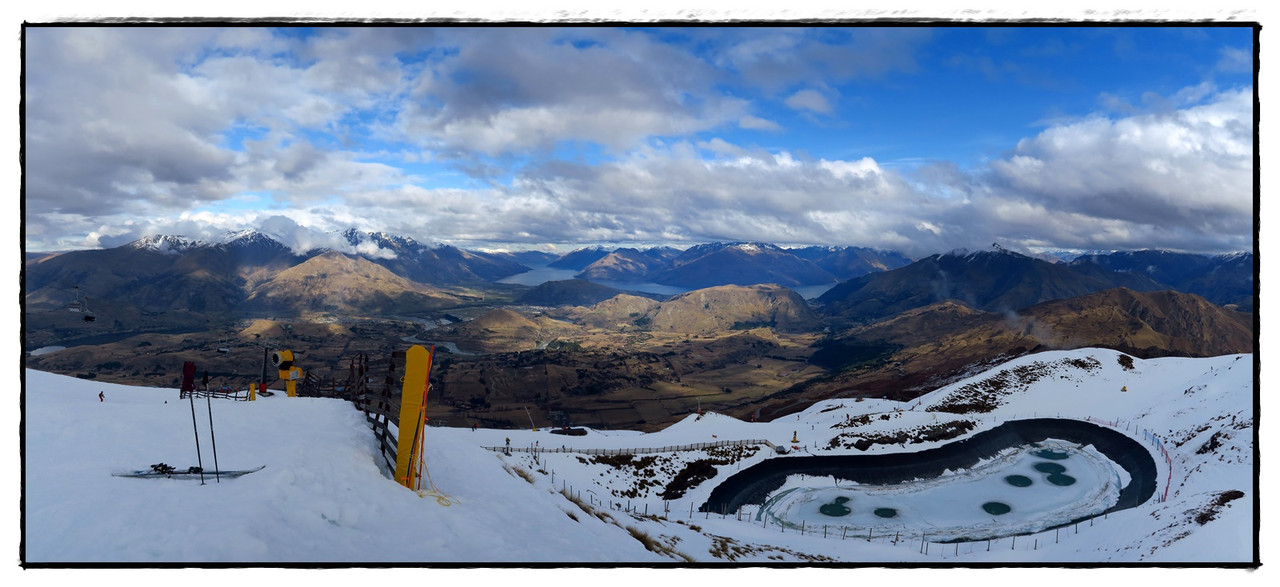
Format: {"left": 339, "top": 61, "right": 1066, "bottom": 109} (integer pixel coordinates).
{"left": 23, "top": 229, "right": 1256, "bottom": 437}
{"left": 814, "top": 247, "right": 1253, "bottom": 325}
{"left": 23, "top": 229, "right": 527, "bottom": 319}
{"left": 565, "top": 242, "right": 912, "bottom": 288}
{"left": 1070, "top": 250, "right": 1254, "bottom": 311}
{"left": 24, "top": 230, "right": 1253, "bottom": 338}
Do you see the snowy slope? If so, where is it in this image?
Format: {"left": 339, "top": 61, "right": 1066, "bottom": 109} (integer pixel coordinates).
{"left": 19, "top": 348, "right": 1256, "bottom": 566}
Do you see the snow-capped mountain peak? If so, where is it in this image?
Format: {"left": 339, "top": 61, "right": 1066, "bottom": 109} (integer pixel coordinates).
{"left": 217, "top": 229, "right": 291, "bottom": 251}
{"left": 126, "top": 235, "right": 205, "bottom": 255}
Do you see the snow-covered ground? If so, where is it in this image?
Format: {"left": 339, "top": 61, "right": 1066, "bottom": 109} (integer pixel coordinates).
{"left": 13, "top": 348, "right": 1260, "bottom": 574}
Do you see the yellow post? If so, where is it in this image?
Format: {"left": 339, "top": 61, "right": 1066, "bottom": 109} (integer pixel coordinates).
{"left": 394, "top": 345, "right": 434, "bottom": 489}
{"left": 280, "top": 366, "right": 302, "bottom": 397}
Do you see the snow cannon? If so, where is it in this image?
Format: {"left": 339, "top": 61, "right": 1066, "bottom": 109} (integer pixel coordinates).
{"left": 272, "top": 350, "right": 303, "bottom": 397}
{"left": 271, "top": 350, "right": 294, "bottom": 369}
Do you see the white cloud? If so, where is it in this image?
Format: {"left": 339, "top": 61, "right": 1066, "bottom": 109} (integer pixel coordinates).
{"left": 978, "top": 87, "right": 1252, "bottom": 252}
{"left": 1215, "top": 45, "right": 1252, "bottom": 74}
{"left": 738, "top": 115, "right": 783, "bottom": 131}
{"left": 818, "top": 157, "right": 883, "bottom": 180}
{"left": 354, "top": 240, "right": 399, "bottom": 260}
{"left": 784, "top": 88, "right": 834, "bottom": 114}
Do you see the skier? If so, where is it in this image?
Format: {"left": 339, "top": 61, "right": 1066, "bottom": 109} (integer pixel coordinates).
{"left": 98, "top": 391, "right": 104, "bottom": 402}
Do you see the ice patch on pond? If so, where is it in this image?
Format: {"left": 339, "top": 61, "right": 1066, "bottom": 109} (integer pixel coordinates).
{"left": 757, "top": 440, "right": 1126, "bottom": 542}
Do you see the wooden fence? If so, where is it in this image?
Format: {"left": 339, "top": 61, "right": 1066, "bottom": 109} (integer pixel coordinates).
{"left": 349, "top": 351, "right": 406, "bottom": 475}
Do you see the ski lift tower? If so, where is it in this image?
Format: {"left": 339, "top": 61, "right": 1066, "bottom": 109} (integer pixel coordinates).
{"left": 67, "top": 286, "right": 96, "bottom": 322}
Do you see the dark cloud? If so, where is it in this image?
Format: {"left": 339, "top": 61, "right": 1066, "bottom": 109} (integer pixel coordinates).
{"left": 391, "top": 28, "right": 744, "bottom": 156}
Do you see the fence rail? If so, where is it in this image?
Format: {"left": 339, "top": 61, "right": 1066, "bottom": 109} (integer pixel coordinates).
{"left": 694, "top": 500, "right": 1127, "bottom": 560}
{"left": 483, "top": 438, "right": 776, "bottom": 455}
{"left": 180, "top": 387, "right": 253, "bottom": 401}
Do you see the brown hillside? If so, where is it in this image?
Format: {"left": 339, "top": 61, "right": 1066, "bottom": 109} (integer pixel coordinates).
{"left": 238, "top": 319, "right": 353, "bottom": 340}
{"left": 434, "top": 308, "right": 582, "bottom": 353}
{"left": 467, "top": 308, "right": 541, "bottom": 332}
{"left": 756, "top": 288, "right": 1254, "bottom": 417}
{"left": 577, "top": 250, "right": 664, "bottom": 281}
{"left": 1016, "top": 288, "right": 1253, "bottom": 356}
{"left": 244, "top": 252, "right": 461, "bottom": 316}
{"left": 650, "top": 284, "right": 821, "bottom": 334}
{"left": 564, "top": 294, "right": 662, "bottom": 330}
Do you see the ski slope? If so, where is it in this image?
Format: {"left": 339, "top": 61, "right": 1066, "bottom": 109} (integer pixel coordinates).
{"left": 18, "top": 348, "right": 1256, "bottom": 568}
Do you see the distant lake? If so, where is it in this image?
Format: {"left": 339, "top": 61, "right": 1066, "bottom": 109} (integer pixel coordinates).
{"left": 498, "top": 266, "right": 837, "bottom": 300}
{"left": 496, "top": 266, "right": 579, "bottom": 286}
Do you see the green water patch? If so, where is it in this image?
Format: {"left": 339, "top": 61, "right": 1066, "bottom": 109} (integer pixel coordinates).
{"left": 873, "top": 507, "right": 898, "bottom": 519}
{"left": 1004, "top": 474, "right": 1033, "bottom": 487}
{"left": 1047, "top": 473, "right": 1077, "bottom": 486}
{"left": 1033, "top": 449, "right": 1070, "bottom": 460}
{"left": 982, "top": 501, "right": 1012, "bottom": 515}
{"left": 1033, "top": 462, "right": 1067, "bottom": 474}
{"left": 819, "top": 496, "right": 852, "bottom": 517}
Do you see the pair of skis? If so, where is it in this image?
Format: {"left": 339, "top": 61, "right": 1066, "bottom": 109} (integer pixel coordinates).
{"left": 113, "top": 464, "right": 265, "bottom": 479}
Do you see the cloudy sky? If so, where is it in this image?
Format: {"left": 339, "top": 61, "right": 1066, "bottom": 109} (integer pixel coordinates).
{"left": 21, "top": 24, "right": 1256, "bottom": 256}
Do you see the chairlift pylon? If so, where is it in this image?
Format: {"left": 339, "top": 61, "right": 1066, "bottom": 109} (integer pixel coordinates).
{"left": 67, "top": 286, "right": 96, "bottom": 322}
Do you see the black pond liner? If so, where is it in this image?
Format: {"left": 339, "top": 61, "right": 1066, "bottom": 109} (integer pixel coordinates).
{"left": 700, "top": 418, "right": 1157, "bottom": 536}
{"left": 1033, "top": 462, "right": 1068, "bottom": 474}
{"left": 982, "top": 501, "right": 1012, "bottom": 515}
{"left": 1005, "top": 474, "right": 1034, "bottom": 487}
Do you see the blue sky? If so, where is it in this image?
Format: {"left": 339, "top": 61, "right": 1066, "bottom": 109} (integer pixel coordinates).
{"left": 22, "top": 23, "right": 1256, "bottom": 256}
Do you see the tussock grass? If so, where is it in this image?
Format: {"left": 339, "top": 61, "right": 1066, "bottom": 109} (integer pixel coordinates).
{"left": 504, "top": 464, "right": 537, "bottom": 485}
{"left": 556, "top": 487, "right": 691, "bottom": 560}
{"left": 625, "top": 525, "right": 695, "bottom": 562}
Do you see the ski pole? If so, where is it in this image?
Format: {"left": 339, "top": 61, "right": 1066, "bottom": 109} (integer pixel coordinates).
{"left": 206, "top": 392, "right": 221, "bottom": 483}
{"left": 188, "top": 388, "right": 206, "bottom": 485}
